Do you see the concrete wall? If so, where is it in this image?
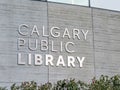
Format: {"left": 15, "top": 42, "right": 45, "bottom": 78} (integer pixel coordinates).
{"left": 0, "top": 0, "right": 49, "bottom": 86}
{"left": 0, "top": 0, "right": 120, "bottom": 87}
{"left": 93, "top": 8, "right": 120, "bottom": 77}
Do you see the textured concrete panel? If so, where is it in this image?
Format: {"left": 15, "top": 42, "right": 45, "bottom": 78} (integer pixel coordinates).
{"left": 0, "top": 0, "right": 48, "bottom": 85}
{"left": 0, "top": 0, "right": 120, "bottom": 88}
{"left": 48, "top": 3, "right": 95, "bottom": 83}
{"left": 93, "top": 9, "right": 120, "bottom": 77}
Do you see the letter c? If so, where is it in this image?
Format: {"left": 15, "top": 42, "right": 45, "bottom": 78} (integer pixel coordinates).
{"left": 65, "top": 42, "right": 75, "bottom": 53}
{"left": 18, "top": 24, "right": 29, "bottom": 36}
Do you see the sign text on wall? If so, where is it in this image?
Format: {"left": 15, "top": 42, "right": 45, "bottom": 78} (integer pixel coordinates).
{"left": 17, "top": 24, "right": 89, "bottom": 68}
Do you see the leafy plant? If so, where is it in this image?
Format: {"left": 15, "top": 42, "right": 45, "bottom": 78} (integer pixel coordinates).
{"left": 89, "top": 75, "right": 120, "bottom": 90}
{"left": 53, "top": 79, "right": 79, "bottom": 90}
{"left": 11, "top": 81, "right": 37, "bottom": 90}
{"left": 0, "top": 87, "right": 7, "bottom": 90}
{"left": 38, "top": 82, "right": 52, "bottom": 90}
{"left": 2, "top": 75, "right": 120, "bottom": 90}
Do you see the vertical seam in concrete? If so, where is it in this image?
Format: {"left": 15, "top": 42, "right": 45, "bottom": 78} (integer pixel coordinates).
{"left": 46, "top": 1, "right": 50, "bottom": 82}
{"left": 91, "top": 7, "right": 96, "bottom": 77}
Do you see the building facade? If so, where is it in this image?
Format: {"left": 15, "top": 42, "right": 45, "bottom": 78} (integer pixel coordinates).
{"left": 0, "top": 0, "right": 120, "bottom": 87}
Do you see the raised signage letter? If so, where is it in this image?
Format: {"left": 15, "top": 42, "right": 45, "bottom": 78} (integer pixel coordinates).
{"left": 46, "top": 54, "right": 54, "bottom": 66}
{"left": 56, "top": 55, "right": 65, "bottom": 67}
{"left": 50, "top": 27, "right": 60, "bottom": 37}
{"left": 31, "top": 25, "right": 40, "bottom": 36}
{"left": 77, "top": 57, "right": 85, "bottom": 68}
{"left": 65, "top": 42, "right": 75, "bottom": 53}
{"left": 35, "top": 54, "right": 42, "bottom": 65}
{"left": 18, "top": 24, "right": 28, "bottom": 36}
{"left": 68, "top": 56, "right": 75, "bottom": 67}
{"left": 17, "top": 53, "right": 25, "bottom": 65}
{"left": 81, "top": 30, "right": 89, "bottom": 40}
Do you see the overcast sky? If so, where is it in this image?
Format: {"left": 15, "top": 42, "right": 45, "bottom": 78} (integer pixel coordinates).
{"left": 92, "top": 0, "right": 120, "bottom": 11}
{"left": 48, "top": 0, "right": 120, "bottom": 11}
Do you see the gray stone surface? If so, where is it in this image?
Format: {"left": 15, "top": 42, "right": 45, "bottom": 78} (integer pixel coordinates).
{"left": 0, "top": 0, "right": 49, "bottom": 86}
{"left": 0, "top": 0, "right": 120, "bottom": 88}
{"left": 48, "top": 2, "right": 94, "bottom": 83}
{"left": 93, "top": 9, "right": 120, "bottom": 77}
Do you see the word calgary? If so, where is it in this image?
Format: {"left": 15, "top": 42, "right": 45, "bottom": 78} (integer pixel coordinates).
{"left": 17, "top": 24, "right": 89, "bottom": 68}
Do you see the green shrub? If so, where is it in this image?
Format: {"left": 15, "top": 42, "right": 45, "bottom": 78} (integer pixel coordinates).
{"left": 0, "top": 87, "right": 7, "bottom": 90}
{"left": 89, "top": 75, "right": 120, "bottom": 90}
{"left": 1, "top": 75, "right": 120, "bottom": 90}
{"left": 38, "top": 82, "right": 52, "bottom": 90}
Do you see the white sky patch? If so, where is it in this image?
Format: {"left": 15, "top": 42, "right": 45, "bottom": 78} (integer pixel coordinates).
{"left": 48, "top": 0, "right": 120, "bottom": 11}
